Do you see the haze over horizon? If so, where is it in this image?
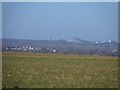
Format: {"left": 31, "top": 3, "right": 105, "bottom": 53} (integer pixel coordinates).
{"left": 2, "top": 2, "right": 118, "bottom": 42}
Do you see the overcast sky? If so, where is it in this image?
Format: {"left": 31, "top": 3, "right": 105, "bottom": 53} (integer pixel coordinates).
{"left": 2, "top": 2, "right": 118, "bottom": 41}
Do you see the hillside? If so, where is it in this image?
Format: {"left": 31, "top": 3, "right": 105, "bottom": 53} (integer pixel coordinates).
{"left": 2, "top": 38, "right": 118, "bottom": 55}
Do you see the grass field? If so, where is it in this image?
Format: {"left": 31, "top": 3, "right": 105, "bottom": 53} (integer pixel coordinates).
{"left": 2, "top": 52, "right": 118, "bottom": 88}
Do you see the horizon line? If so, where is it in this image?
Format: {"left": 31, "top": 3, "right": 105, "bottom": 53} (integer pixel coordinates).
{"left": 2, "top": 37, "right": 118, "bottom": 42}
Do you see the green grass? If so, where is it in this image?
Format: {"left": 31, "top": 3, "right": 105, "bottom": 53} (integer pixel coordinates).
{"left": 2, "top": 52, "right": 118, "bottom": 88}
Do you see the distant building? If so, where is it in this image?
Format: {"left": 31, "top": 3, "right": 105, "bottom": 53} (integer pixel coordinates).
{"left": 53, "top": 50, "right": 56, "bottom": 53}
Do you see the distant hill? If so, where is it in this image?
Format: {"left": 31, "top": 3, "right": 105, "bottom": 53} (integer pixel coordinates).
{"left": 2, "top": 38, "right": 118, "bottom": 55}
{"left": 66, "top": 37, "right": 85, "bottom": 43}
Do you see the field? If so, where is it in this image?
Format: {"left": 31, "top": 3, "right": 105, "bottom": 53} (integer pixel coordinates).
{"left": 2, "top": 52, "right": 118, "bottom": 88}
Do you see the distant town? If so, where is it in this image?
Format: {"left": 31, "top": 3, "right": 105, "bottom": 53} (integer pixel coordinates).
{"left": 2, "top": 38, "right": 119, "bottom": 56}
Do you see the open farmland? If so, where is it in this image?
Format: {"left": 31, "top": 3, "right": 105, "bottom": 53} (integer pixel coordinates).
{"left": 2, "top": 52, "right": 118, "bottom": 88}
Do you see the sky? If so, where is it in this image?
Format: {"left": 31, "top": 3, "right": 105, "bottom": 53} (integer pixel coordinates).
{"left": 2, "top": 2, "right": 118, "bottom": 41}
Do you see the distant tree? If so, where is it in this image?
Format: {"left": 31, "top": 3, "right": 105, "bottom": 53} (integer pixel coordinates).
{"left": 88, "top": 50, "right": 95, "bottom": 55}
